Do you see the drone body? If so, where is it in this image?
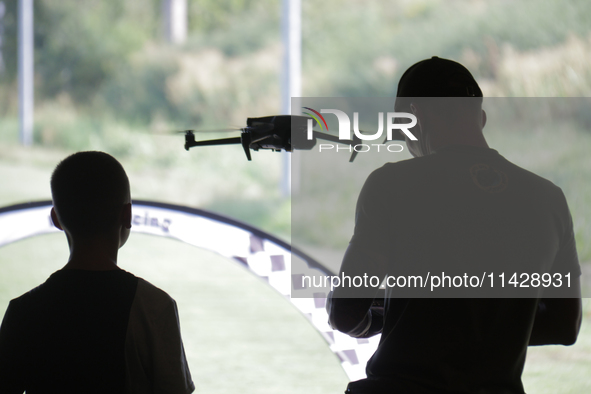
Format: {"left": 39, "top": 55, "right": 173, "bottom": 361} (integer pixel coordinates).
{"left": 184, "top": 115, "right": 314, "bottom": 160}
{"left": 182, "top": 114, "right": 380, "bottom": 162}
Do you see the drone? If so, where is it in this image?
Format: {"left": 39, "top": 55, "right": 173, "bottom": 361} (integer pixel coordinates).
{"left": 180, "top": 115, "right": 402, "bottom": 162}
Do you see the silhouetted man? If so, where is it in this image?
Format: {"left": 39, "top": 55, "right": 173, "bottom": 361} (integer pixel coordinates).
{"left": 327, "top": 57, "right": 582, "bottom": 393}
{"left": 0, "top": 151, "right": 195, "bottom": 394}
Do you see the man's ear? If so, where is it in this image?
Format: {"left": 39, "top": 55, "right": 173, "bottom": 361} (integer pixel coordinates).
{"left": 481, "top": 109, "right": 487, "bottom": 128}
{"left": 50, "top": 207, "right": 63, "bottom": 231}
{"left": 410, "top": 103, "right": 422, "bottom": 128}
{"left": 121, "top": 203, "right": 132, "bottom": 229}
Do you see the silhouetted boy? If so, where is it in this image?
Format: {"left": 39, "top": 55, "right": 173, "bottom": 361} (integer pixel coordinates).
{"left": 0, "top": 151, "right": 194, "bottom": 394}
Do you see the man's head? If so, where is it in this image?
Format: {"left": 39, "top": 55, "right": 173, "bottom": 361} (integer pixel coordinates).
{"left": 50, "top": 151, "right": 131, "bottom": 243}
{"left": 394, "top": 56, "right": 487, "bottom": 157}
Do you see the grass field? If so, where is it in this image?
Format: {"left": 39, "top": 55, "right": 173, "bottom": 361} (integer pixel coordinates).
{"left": 1, "top": 232, "right": 590, "bottom": 393}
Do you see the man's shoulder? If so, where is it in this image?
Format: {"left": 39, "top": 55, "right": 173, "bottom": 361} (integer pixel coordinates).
{"left": 367, "top": 157, "right": 414, "bottom": 178}
{"left": 365, "top": 154, "right": 440, "bottom": 185}
{"left": 372, "top": 146, "right": 563, "bottom": 191}
{"left": 370, "top": 151, "right": 446, "bottom": 176}
{"left": 486, "top": 151, "right": 567, "bottom": 202}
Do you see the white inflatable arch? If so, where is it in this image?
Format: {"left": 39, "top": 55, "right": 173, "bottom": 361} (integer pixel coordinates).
{"left": 0, "top": 200, "right": 380, "bottom": 381}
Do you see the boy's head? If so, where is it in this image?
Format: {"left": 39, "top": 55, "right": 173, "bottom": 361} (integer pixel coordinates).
{"left": 50, "top": 151, "right": 131, "bottom": 239}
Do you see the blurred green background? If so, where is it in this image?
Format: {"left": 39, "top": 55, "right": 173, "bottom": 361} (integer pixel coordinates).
{"left": 1, "top": 0, "right": 591, "bottom": 392}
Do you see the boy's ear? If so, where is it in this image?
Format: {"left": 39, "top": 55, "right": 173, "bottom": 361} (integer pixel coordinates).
{"left": 50, "top": 207, "right": 63, "bottom": 231}
{"left": 122, "top": 203, "right": 132, "bottom": 229}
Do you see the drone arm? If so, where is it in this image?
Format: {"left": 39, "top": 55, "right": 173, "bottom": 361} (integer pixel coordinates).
{"left": 185, "top": 137, "right": 242, "bottom": 150}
